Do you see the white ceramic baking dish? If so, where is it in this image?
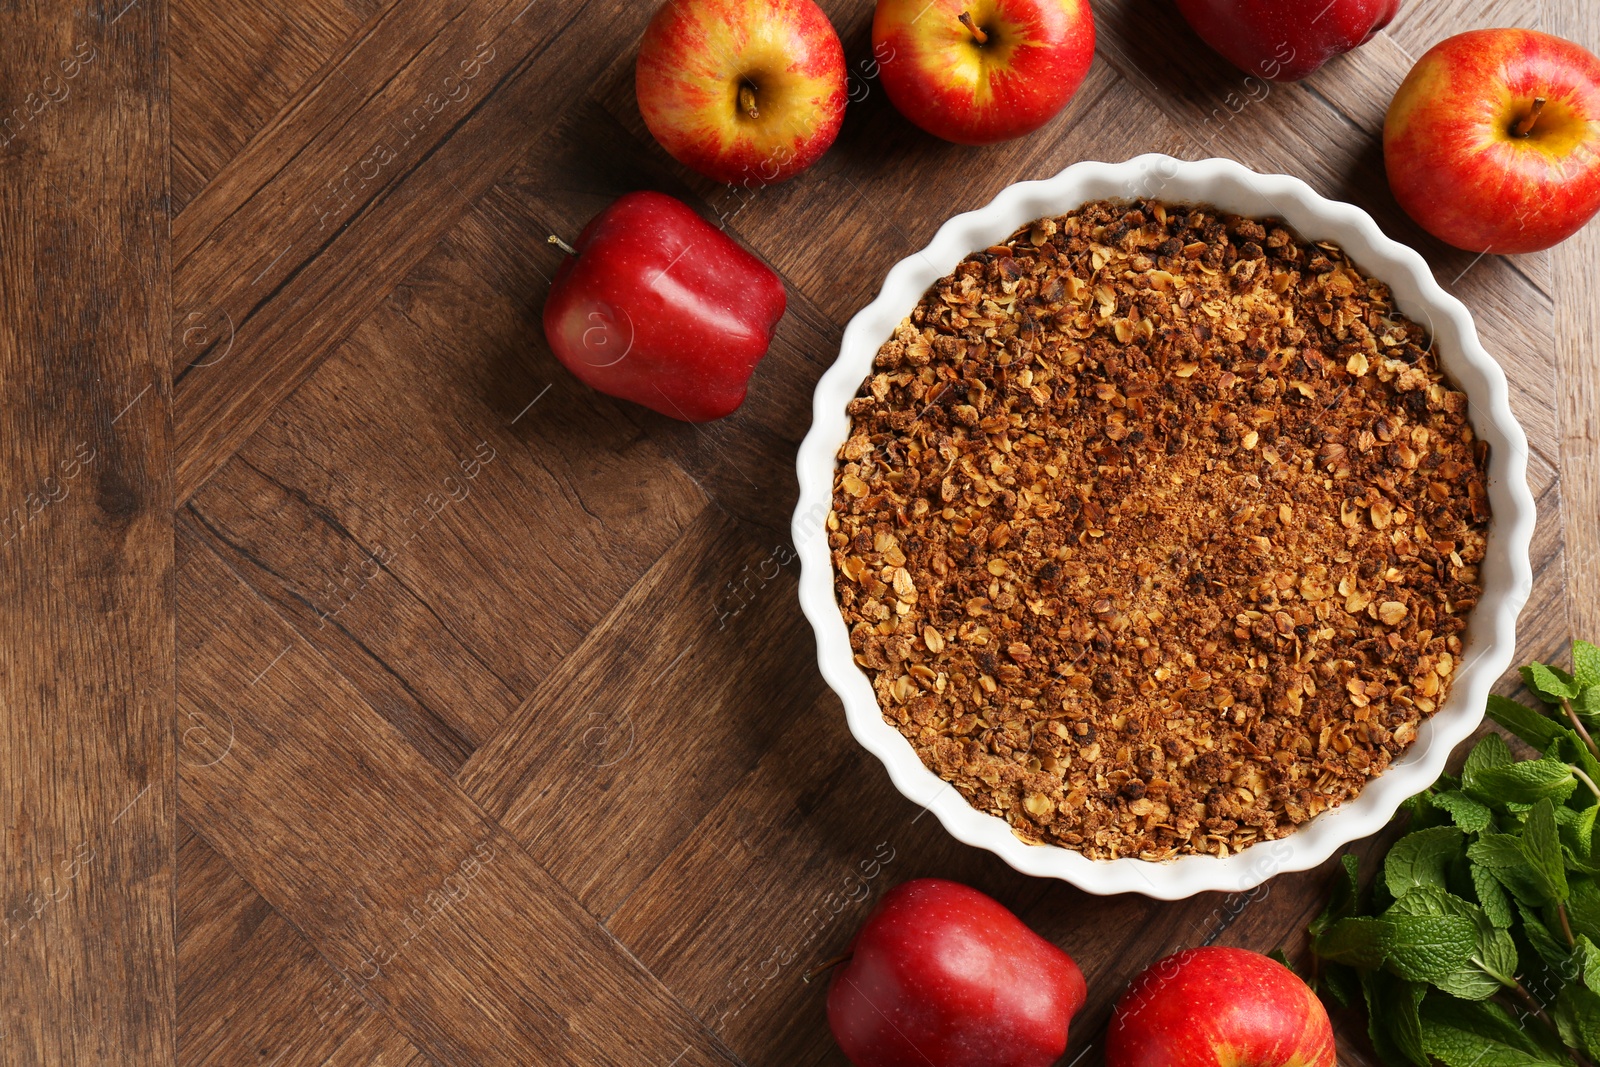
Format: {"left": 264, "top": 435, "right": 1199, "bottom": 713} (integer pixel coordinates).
{"left": 792, "top": 154, "right": 1536, "bottom": 899}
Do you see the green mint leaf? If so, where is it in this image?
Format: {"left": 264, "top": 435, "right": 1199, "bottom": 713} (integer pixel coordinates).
{"left": 1385, "top": 914, "right": 1479, "bottom": 983}
{"left": 1320, "top": 959, "right": 1360, "bottom": 1008}
{"left": 1575, "top": 686, "right": 1600, "bottom": 730}
{"left": 1420, "top": 995, "right": 1571, "bottom": 1065}
{"left": 1468, "top": 757, "right": 1579, "bottom": 807}
{"left": 1482, "top": 862, "right": 1557, "bottom": 910}
{"left": 1471, "top": 833, "right": 1530, "bottom": 869}
{"left": 1487, "top": 694, "right": 1567, "bottom": 754}
{"left": 1362, "top": 969, "right": 1430, "bottom": 1067}
{"left": 1430, "top": 967, "right": 1502, "bottom": 1002}
{"left": 1475, "top": 926, "right": 1521, "bottom": 989}
{"left": 1554, "top": 982, "right": 1582, "bottom": 1052}
{"left": 1569, "top": 879, "right": 1600, "bottom": 944}
{"left": 1521, "top": 799, "right": 1570, "bottom": 905}
{"left": 1432, "top": 789, "right": 1495, "bottom": 834}
{"left": 1558, "top": 982, "right": 1600, "bottom": 1060}
{"left": 1556, "top": 803, "right": 1599, "bottom": 872}
{"left": 1401, "top": 790, "right": 1438, "bottom": 825}
{"left": 1466, "top": 732, "right": 1515, "bottom": 782}
{"left": 1311, "top": 853, "right": 1361, "bottom": 937}
{"left": 1387, "top": 826, "right": 1467, "bottom": 900}
{"left": 1517, "top": 901, "right": 1571, "bottom": 968}
{"left": 1388, "top": 887, "right": 1517, "bottom": 998}
{"left": 1471, "top": 864, "right": 1516, "bottom": 929}
{"left": 1572, "top": 640, "right": 1600, "bottom": 690}
{"left": 1387, "top": 884, "right": 1471, "bottom": 919}
{"left": 1523, "top": 661, "right": 1580, "bottom": 705}
{"left": 1374, "top": 871, "right": 1398, "bottom": 916}
{"left": 1548, "top": 730, "right": 1600, "bottom": 802}
{"left": 1576, "top": 935, "right": 1600, "bottom": 995}
{"left": 1316, "top": 916, "right": 1394, "bottom": 969}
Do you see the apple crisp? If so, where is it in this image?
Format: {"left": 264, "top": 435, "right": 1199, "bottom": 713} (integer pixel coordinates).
{"left": 829, "top": 199, "right": 1490, "bottom": 861}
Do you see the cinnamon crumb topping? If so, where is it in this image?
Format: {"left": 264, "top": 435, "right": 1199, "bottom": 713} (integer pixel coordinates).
{"left": 829, "top": 199, "right": 1490, "bottom": 861}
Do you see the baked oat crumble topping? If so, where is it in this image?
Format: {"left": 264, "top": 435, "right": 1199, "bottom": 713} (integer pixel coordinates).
{"left": 829, "top": 199, "right": 1491, "bottom": 861}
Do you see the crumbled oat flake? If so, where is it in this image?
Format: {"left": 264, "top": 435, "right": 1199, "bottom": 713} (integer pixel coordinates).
{"left": 829, "top": 199, "right": 1490, "bottom": 861}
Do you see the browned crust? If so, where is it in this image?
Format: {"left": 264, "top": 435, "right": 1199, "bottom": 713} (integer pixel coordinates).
{"left": 829, "top": 199, "right": 1490, "bottom": 861}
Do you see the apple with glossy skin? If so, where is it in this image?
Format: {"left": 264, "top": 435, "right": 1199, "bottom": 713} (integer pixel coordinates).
{"left": 1172, "top": 0, "right": 1401, "bottom": 81}
{"left": 541, "top": 191, "right": 786, "bottom": 422}
{"left": 826, "top": 879, "right": 1087, "bottom": 1067}
{"left": 635, "top": 0, "right": 846, "bottom": 187}
{"left": 1385, "top": 28, "right": 1600, "bottom": 255}
{"left": 1106, "top": 947, "right": 1336, "bottom": 1067}
{"left": 872, "top": 0, "right": 1095, "bottom": 145}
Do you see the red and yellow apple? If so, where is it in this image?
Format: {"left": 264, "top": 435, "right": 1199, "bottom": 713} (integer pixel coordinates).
{"left": 872, "top": 0, "right": 1095, "bottom": 145}
{"left": 1173, "top": 0, "right": 1401, "bottom": 82}
{"left": 1106, "top": 947, "right": 1336, "bottom": 1067}
{"left": 635, "top": 0, "right": 847, "bottom": 187}
{"left": 1385, "top": 27, "right": 1600, "bottom": 254}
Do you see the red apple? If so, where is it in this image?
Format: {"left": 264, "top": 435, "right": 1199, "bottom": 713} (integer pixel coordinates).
{"left": 1106, "top": 947, "right": 1336, "bottom": 1067}
{"left": 826, "top": 879, "right": 1087, "bottom": 1067}
{"left": 541, "top": 191, "right": 786, "bottom": 422}
{"left": 1385, "top": 28, "right": 1600, "bottom": 254}
{"left": 635, "top": 0, "right": 846, "bottom": 187}
{"left": 1173, "top": 0, "right": 1401, "bottom": 82}
{"left": 872, "top": 0, "right": 1095, "bottom": 145}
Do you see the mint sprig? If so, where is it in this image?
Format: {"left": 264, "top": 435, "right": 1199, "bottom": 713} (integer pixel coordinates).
{"left": 1307, "top": 641, "right": 1600, "bottom": 1067}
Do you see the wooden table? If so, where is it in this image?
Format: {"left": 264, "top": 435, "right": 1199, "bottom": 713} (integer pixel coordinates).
{"left": 3, "top": 0, "right": 1595, "bottom": 1062}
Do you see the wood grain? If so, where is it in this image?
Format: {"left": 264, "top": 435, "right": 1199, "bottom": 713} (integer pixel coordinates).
{"left": 178, "top": 826, "right": 393, "bottom": 1066}
{"left": 0, "top": 1, "right": 174, "bottom": 1062}
{"left": 166, "top": 0, "right": 1580, "bottom": 1057}
{"left": 1550, "top": 2, "right": 1600, "bottom": 641}
{"left": 458, "top": 507, "right": 827, "bottom": 915}
{"left": 176, "top": 521, "right": 736, "bottom": 1065}
{"left": 7, "top": 0, "right": 1578, "bottom": 1060}
{"left": 169, "top": 0, "right": 376, "bottom": 212}
{"left": 187, "top": 205, "right": 707, "bottom": 735}
{"left": 170, "top": 0, "right": 679, "bottom": 501}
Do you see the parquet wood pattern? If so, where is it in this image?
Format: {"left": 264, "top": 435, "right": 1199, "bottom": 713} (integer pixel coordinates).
{"left": 4, "top": 0, "right": 1590, "bottom": 1061}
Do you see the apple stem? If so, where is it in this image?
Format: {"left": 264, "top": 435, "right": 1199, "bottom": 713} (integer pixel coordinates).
{"left": 738, "top": 83, "right": 760, "bottom": 120}
{"left": 547, "top": 234, "right": 577, "bottom": 256}
{"left": 957, "top": 11, "right": 989, "bottom": 45}
{"left": 801, "top": 952, "right": 852, "bottom": 984}
{"left": 1512, "top": 96, "right": 1548, "bottom": 137}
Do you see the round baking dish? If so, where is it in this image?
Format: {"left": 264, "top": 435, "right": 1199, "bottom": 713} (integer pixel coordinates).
{"left": 792, "top": 154, "right": 1536, "bottom": 899}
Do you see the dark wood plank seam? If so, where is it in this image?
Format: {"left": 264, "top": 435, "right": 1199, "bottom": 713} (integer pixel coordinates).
{"left": 1295, "top": 79, "right": 1370, "bottom": 137}
{"left": 179, "top": 529, "right": 745, "bottom": 1064}
{"left": 592, "top": 919, "right": 755, "bottom": 1067}
{"left": 179, "top": 511, "right": 548, "bottom": 833}
{"left": 180, "top": 501, "right": 481, "bottom": 759}
{"left": 177, "top": 814, "right": 441, "bottom": 1066}
{"left": 169, "top": 0, "right": 424, "bottom": 259}
{"left": 211, "top": 454, "right": 520, "bottom": 703}
{"left": 172, "top": 0, "right": 593, "bottom": 462}
{"left": 186, "top": 449, "right": 715, "bottom": 759}
{"left": 174, "top": 0, "right": 480, "bottom": 264}
{"left": 465, "top": 401, "right": 711, "bottom": 596}
{"left": 453, "top": 499, "right": 736, "bottom": 813}
{"left": 174, "top": 0, "right": 569, "bottom": 302}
